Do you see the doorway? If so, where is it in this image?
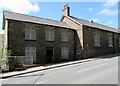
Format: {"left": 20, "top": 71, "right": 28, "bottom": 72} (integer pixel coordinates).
{"left": 46, "top": 47, "right": 53, "bottom": 63}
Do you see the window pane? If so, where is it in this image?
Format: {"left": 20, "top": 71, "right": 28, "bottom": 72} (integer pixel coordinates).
{"left": 25, "top": 26, "right": 36, "bottom": 40}
{"left": 25, "top": 47, "right": 30, "bottom": 52}
{"left": 31, "top": 30, "right": 36, "bottom": 40}
{"left": 25, "top": 28, "right": 30, "bottom": 39}
{"left": 45, "top": 30, "right": 49, "bottom": 41}
{"left": 61, "top": 47, "right": 69, "bottom": 59}
{"left": 25, "top": 47, "right": 31, "bottom": 56}
{"left": 51, "top": 31, "right": 54, "bottom": 41}
{"left": 61, "top": 31, "right": 68, "bottom": 42}
{"left": 108, "top": 33, "right": 113, "bottom": 47}
{"left": 25, "top": 47, "right": 36, "bottom": 57}
{"left": 31, "top": 47, "right": 36, "bottom": 52}
{"left": 94, "top": 32, "right": 100, "bottom": 47}
{"left": 25, "top": 52, "right": 31, "bottom": 56}
{"left": 45, "top": 29, "right": 54, "bottom": 41}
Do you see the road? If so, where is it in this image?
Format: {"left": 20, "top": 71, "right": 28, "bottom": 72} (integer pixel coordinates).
{"left": 1, "top": 56, "right": 119, "bottom": 84}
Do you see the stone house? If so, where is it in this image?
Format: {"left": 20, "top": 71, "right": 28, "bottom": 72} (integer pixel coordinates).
{"left": 3, "top": 11, "right": 76, "bottom": 64}
{"left": 2, "top": 5, "right": 120, "bottom": 65}
{"left": 61, "top": 5, "right": 120, "bottom": 59}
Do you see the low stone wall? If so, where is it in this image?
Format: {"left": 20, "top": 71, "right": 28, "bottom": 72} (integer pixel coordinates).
{"left": 0, "top": 59, "right": 8, "bottom": 71}
{"left": 8, "top": 56, "right": 34, "bottom": 71}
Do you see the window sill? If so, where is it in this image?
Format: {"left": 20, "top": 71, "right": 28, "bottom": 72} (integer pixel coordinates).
{"left": 45, "top": 40, "right": 54, "bottom": 42}
{"left": 109, "top": 46, "right": 113, "bottom": 47}
{"left": 61, "top": 41, "right": 69, "bottom": 43}
{"left": 25, "top": 39, "right": 37, "bottom": 41}
{"left": 94, "top": 45, "right": 101, "bottom": 47}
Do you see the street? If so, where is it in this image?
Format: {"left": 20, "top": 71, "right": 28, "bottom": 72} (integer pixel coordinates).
{"left": 1, "top": 56, "right": 119, "bottom": 84}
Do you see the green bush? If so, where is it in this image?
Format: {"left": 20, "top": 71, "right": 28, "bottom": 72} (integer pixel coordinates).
{"left": 0, "top": 45, "right": 12, "bottom": 58}
{"left": 0, "top": 45, "right": 12, "bottom": 67}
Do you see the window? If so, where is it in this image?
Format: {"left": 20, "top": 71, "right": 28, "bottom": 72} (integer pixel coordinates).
{"left": 119, "top": 37, "right": 120, "bottom": 47}
{"left": 45, "top": 29, "right": 54, "bottom": 41}
{"left": 108, "top": 33, "right": 113, "bottom": 47}
{"left": 61, "top": 47, "right": 69, "bottom": 59}
{"left": 94, "top": 31, "right": 100, "bottom": 47}
{"left": 25, "top": 26, "right": 36, "bottom": 40}
{"left": 25, "top": 47, "right": 36, "bottom": 57}
{"left": 61, "top": 30, "right": 69, "bottom": 42}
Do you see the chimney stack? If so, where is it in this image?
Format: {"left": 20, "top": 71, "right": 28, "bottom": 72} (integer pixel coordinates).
{"left": 62, "top": 4, "right": 70, "bottom": 16}
{"left": 91, "top": 20, "right": 94, "bottom": 23}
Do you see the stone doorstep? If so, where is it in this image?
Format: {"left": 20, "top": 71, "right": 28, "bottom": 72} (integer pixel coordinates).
{"left": 1, "top": 58, "right": 97, "bottom": 79}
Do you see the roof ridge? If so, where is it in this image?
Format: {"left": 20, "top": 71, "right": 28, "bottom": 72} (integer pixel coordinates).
{"left": 69, "top": 16, "right": 115, "bottom": 29}
{"left": 3, "top": 10, "right": 76, "bottom": 30}
{"left": 66, "top": 15, "right": 118, "bottom": 33}
{"left": 3, "top": 10, "right": 67, "bottom": 24}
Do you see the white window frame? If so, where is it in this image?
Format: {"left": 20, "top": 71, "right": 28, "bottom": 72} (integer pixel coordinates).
{"left": 61, "top": 30, "right": 69, "bottom": 42}
{"left": 25, "top": 47, "right": 36, "bottom": 63}
{"left": 61, "top": 47, "right": 69, "bottom": 59}
{"left": 94, "top": 31, "right": 101, "bottom": 47}
{"left": 108, "top": 33, "right": 113, "bottom": 47}
{"left": 45, "top": 29, "right": 54, "bottom": 41}
{"left": 25, "top": 26, "right": 36, "bottom": 40}
{"left": 25, "top": 47, "right": 36, "bottom": 57}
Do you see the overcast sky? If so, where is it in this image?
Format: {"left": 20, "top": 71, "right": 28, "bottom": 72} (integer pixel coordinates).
{"left": 0, "top": 0, "right": 118, "bottom": 34}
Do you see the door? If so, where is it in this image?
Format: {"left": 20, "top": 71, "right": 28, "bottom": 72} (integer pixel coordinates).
{"left": 46, "top": 47, "right": 53, "bottom": 63}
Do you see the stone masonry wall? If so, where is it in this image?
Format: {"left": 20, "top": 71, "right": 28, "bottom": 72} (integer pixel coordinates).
{"left": 8, "top": 20, "right": 75, "bottom": 64}
{"left": 83, "top": 25, "right": 119, "bottom": 58}
{"left": 62, "top": 17, "right": 83, "bottom": 59}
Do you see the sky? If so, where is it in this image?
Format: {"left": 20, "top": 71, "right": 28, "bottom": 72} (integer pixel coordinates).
{"left": 0, "top": 0, "right": 119, "bottom": 34}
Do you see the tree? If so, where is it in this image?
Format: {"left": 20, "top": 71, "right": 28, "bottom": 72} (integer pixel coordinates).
{"left": 0, "top": 45, "right": 12, "bottom": 70}
{"left": 0, "top": 45, "right": 12, "bottom": 60}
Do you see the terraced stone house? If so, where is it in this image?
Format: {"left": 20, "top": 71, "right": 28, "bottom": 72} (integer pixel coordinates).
{"left": 2, "top": 5, "right": 120, "bottom": 64}
{"left": 61, "top": 5, "right": 120, "bottom": 59}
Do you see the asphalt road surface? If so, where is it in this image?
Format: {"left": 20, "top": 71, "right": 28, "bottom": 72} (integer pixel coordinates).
{"left": 1, "top": 56, "right": 119, "bottom": 84}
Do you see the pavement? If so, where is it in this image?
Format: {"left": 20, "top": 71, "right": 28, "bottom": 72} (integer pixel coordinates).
{"left": 1, "top": 57, "right": 98, "bottom": 79}
{"left": 1, "top": 55, "right": 119, "bottom": 84}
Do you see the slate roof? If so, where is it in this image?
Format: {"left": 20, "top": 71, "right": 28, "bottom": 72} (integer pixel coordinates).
{"left": 64, "top": 16, "right": 118, "bottom": 33}
{"left": 3, "top": 11, "right": 75, "bottom": 30}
